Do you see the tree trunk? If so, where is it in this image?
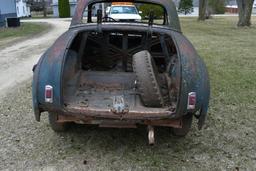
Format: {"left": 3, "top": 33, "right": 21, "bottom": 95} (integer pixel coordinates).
{"left": 199, "top": 0, "right": 208, "bottom": 20}
{"left": 236, "top": 0, "right": 254, "bottom": 27}
{"left": 42, "top": 0, "right": 47, "bottom": 18}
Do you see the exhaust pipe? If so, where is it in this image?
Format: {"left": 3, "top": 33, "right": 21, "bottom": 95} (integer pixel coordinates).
{"left": 148, "top": 125, "right": 155, "bottom": 145}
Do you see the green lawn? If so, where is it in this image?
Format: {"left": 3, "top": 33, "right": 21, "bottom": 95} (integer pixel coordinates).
{"left": 181, "top": 16, "right": 256, "bottom": 117}
{"left": 0, "top": 22, "right": 49, "bottom": 40}
{"left": 174, "top": 16, "right": 256, "bottom": 169}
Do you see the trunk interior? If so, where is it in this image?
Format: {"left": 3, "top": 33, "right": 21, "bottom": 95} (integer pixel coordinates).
{"left": 62, "top": 30, "right": 179, "bottom": 114}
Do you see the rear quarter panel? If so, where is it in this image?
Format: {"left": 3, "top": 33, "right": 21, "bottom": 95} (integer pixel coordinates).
{"left": 32, "top": 30, "right": 77, "bottom": 121}
{"left": 170, "top": 31, "right": 210, "bottom": 128}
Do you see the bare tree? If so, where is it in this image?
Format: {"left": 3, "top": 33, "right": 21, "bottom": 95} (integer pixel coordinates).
{"left": 236, "top": 0, "right": 255, "bottom": 27}
{"left": 29, "top": 0, "right": 48, "bottom": 17}
{"left": 42, "top": 0, "right": 47, "bottom": 17}
{"left": 198, "top": 0, "right": 211, "bottom": 20}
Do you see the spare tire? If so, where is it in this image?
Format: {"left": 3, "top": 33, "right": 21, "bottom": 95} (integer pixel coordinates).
{"left": 133, "top": 50, "right": 165, "bottom": 107}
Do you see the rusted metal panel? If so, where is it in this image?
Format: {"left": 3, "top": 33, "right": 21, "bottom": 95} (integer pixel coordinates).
{"left": 57, "top": 110, "right": 180, "bottom": 128}
{"left": 170, "top": 31, "right": 210, "bottom": 128}
{"left": 144, "top": 119, "right": 182, "bottom": 128}
{"left": 33, "top": 30, "right": 78, "bottom": 113}
{"left": 57, "top": 114, "right": 182, "bottom": 128}
{"left": 57, "top": 111, "right": 181, "bottom": 128}
{"left": 78, "top": 71, "right": 136, "bottom": 91}
{"left": 99, "top": 121, "right": 137, "bottom": 128}
{"left": 62, "top": 106, "right": 175, "bottom": 120}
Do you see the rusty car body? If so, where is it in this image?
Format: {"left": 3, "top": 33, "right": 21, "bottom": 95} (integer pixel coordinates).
{"left": 32, "top": 0, "right": 210, "bottom": 144}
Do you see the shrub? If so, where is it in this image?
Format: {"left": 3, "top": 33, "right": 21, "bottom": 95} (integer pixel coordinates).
{"left": 138, "top": 4, "right": 164, "bottom": 19}
{"left": 178, "top": 0, "right": 193, "bottom": 15}
{"left": 58, "top": 0, "right": 70, "bottom": 18}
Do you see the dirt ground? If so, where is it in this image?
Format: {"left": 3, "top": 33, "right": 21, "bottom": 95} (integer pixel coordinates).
{"left": 0, "top": 19, "right": 69, "bottom": 100}
{"left": 0, "top": 18, "right": 256, "bottom": 170}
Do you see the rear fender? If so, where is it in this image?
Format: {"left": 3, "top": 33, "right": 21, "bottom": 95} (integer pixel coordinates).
{"left": 32, "top": 30, "right": 77, "bottom": 121}
{"left": 170, "top": 31, "right": 210, "bottom": 129}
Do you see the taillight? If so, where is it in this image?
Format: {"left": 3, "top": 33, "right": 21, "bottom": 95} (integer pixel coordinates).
{"left": 45, "top": 85, "right": 53, "bottom": 103}
{"left": 187, "top": 92, "right": 196, "bottom": 110}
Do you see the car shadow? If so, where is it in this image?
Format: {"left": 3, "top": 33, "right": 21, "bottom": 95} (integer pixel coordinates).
{"left": 57, "top": 122, "right": 198, "bottom": 151}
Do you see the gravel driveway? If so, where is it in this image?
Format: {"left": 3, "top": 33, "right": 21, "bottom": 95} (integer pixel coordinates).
{"left": 0, "top": 19, "right": 69, "bottom": 100}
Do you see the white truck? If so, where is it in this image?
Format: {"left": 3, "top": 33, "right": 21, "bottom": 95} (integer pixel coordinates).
{"left": 106, "top": 2, "right": 142, "bottom": 22}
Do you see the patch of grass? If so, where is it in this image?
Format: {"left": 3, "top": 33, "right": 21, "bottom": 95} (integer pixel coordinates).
{"left": 0, "top": 22, "right": 49, "bottom": 40}
{"left": 176, "top": 16, "right": 256, "bottom": 169}
{"left": 181, "top": 16, "right": 256, "bottom": 110}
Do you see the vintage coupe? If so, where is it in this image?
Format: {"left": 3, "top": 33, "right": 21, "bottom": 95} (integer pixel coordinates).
{"left": 32, "top": 0, "right": 210, "bottom": 144}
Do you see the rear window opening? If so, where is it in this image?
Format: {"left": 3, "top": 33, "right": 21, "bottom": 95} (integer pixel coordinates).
{"left": 82, "top": 2, "right": 168, "bottom": 25}
{"left": 69, "top": 31, "right": 177, "bottom": 72}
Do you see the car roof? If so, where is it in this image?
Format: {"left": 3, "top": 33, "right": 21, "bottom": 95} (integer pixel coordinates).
{"left": 71, "top": 0, "right": 181, "bottom": 32}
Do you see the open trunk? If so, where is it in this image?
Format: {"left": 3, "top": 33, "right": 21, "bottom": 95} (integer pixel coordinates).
{"left": 62, "top": 29, "right": 179, "bottom": 119}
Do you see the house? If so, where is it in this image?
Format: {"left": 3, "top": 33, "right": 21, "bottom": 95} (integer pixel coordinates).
{"left": 226, "top": 0, "right": 256, "bottom": 14}
{"left": 0, "top": 0, "right": 31, "bottom": 27}
{"left": 16, "top": 0, "right": 31, "bottom": 18}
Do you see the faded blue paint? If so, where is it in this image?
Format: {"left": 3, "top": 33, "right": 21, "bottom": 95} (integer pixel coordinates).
{"left": 0, "top": 0, "right": 17, "bottom": 27}
{"left": 0, "top": 0, "right": 16, "bottom": 14}
{"left": 32, "top": 30, "right": 77, "bottom": 121}
{"left": 170, "top": 31, "right": 210, "bottom": 128}
{"left": 0, "top": 13, "right": 17, "bottom": 27}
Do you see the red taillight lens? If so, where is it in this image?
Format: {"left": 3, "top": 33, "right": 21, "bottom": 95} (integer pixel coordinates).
{"left": 45, "top": 85, "right": 53, "bottom": 103}
{"left": 187, "top": 92, "right": 196, "bottom": 110}
{"left": 45, "top": 89, "right": 52, "bottom": 98}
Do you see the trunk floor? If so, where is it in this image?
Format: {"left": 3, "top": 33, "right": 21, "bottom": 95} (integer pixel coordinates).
{"left": 66, "top": 89, "right": 137, "bottom": 109}
{"left": 63, "top": 71, "right": 172, "bottom": 113}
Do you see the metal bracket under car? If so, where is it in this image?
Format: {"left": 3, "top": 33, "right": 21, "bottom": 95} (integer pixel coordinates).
{"left": 111, "top": 96, "right": 128, "bottom": 115}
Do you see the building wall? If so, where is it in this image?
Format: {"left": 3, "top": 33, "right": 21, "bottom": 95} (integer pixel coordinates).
{"left": 0, "top": 0, "right": 17, "bottom": 27}
{"left": 16, "top": 0, "right": 31, "bottom": 18}
{"left": 0, "top": 0, "right": 16, "bottom": 14}
{"left": 226, "top": 0, "right": 256, "bottom": 14}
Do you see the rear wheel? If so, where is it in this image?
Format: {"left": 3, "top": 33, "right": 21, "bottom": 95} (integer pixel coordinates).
{"left": 171, "top": 113, "right": 193, "bottom": 137}
{"left": 48, "top": 112, "right": 68, "bottom": 132}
